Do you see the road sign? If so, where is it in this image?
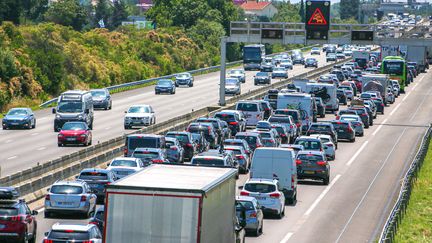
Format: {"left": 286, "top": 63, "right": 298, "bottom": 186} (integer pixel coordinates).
{"left": 261, "top": 29, "right": 283, "bottom": 39}
{"left": 307, "top": 8, "right": 328, "bottom": 25}
{"left": 351, "top": 30, "right": 374, "bottom": 41}
{"left": 305, "top": 0, "right": 330, "bottom": 40}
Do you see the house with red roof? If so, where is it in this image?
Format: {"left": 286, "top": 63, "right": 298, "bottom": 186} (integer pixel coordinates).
{"left": 239, "top": 1, "right": 278, "bottom": 19}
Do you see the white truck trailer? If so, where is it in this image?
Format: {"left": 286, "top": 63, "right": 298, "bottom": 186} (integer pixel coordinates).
{"left": 361, "top": 74, "right": 390, "bottom": 104}
{"left": 104, "top": 164, "right": 238, "bottom": 243}
{"left": 406, "top": 45, "right": 428, "bottom": 73}
{"left": 277, "top": 92, "right": 314, "bottom": 132}
{"left": 304, "top": 83, "right": 338, "bottom": 112}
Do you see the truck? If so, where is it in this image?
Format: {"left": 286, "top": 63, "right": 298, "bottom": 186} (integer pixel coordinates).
{"left": 243, "top": 44, "right": 265, "bottom": 70}
{"left": 277, "top": 92, "right": 314, "bottom": 132}
{"left": 104, "top": 164, "right": 238, "bottom": 243}
{"left": 361, "top": 74, "right": 390, "bottom": 103}
{"left": 293, "top": 79, "right": 314, "bottom": 92}
{"left": 352, "top": 50, "right": 370, "bottom": 69}
{"left": 406, "top": 46, "right": 428, "bottom": 73}
{"left": 304, "top": 83, "right": 338, "bottom": 113}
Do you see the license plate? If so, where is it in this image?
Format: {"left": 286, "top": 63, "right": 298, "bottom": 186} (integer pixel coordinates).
{"left": 303, "top": 170, "right": 315, "bottom": 174}
{"left": 66, "top": 138, "right": 76, "bottom": 141}
{"left": 256, "top": 197, "right": 266, "bottom": 200}
{"left": 339, "top": 129, "right": 345, "bottom": 132}
{"left": 58, "top": 202, "right": 73, "bottom": 205}
{"left": 11, "top": 123, "right": 19, "bottom": 125}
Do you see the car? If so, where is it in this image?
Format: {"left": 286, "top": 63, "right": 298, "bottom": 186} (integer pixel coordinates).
{"left": 292, "top": 54, "right": 304, "bottom": 65}
{"left": 372, "top": 98, "right": 385, "bottom": 114}
{"left": 191, "top": 151, "right": 239, "bottom": 177}
{"left": 306, "top": 122, "right": 338, "bottom": 148}
{"left": 260, "top": 61, "right": 274, "bottom": 72}
{"left": 272, "top": 67, "right": 288, "bottom": 79}
{"left": 253, "top": 129, "right": 280, "bottom": 147}
{"left": 304, "top": 58, "right": 318, "bottom": 68}
{"left": 240, "top": 179, "right": 285, "bottom": 218}
{"left": 235, "top": 132, "right": 264, "bottom": 151}
{"left": 89, "top": 206, "right": 104, "bottom": 234}
{"left": 155, "top": 79, "right": 176, "bottom": 94}
{"left": 196, "top": 117, "right": 227, "bottom": 143}
{"left": 76, "top": 168, "right": 116, "bottom": 204}
{"left": 348, "top": 107, "right": 370, "bottom": 128}
{"left": 330, "top": 120, "right": 356, "bottom": 142}
{"left": 186, "top": 122, "right": 218, "bottom": 148}
{"left": 0, "top": 187, "right": 38, "bottom": 243}
{"left": 124, "top": 134, "right": 166, "bottom": 157}
{"left": 57, "top": 122, "right": 92, "bottom": 147}
{"left": 271, "top": 124, "right": 290, "bottom": 144}
{"left": 165, "top": 137, "right": 185, "bottom": 163}
{"left": 90, "top": 88, "right": 112, "bottom": 110}
{"left": 314, "top": 97, "right": 326, "bottom": 118}
{"left": 228, "top": 69, "right": 246, "bottom": 83}
{"left": 224, "top": 145, "right": 250, "bottom": 173}
{"left": 294, "top": 136, "right": 325, "bottom": 152}
{"left": 339, "top": 114, "right": 365, "bottom": 136}
{"left": 363, "top": 99, "right": 377, "bottom": 119}
{"left": 254, "top": 72, "right": 271, "bottom": 85}
{"left": 341, "top": 80, "right": 357, "bottom": 96}
{"left": 256, "top": 121, "right": 272, "bottom": 130}
{"left": 274, "top": 109, "right": 302, "bottom": 136}
{"left": 390, "top": 80, "right": 400, "bottom": 97}
{"left": 132, "top": 148, "right": 169, "bottom": 164}
{"left": 296, "top": 150, "right": 330, "bottom": 185}
{"left": 43, "top": 223, "right": 102, "bottom": 243}
{"left": 165, "top": 131, "right": 198, "bottom": 161}
{"left": 2, "top": 107, "right": 36, "bottom": 130}
{"left": 44, "top": 180, "right": 97, "bottom": 218}
{"left": 175, "top": 72, "right": 194, "bottom": 87}
{"left": 225, "top": 78, "right": 241, "bottom": 95}
{"left": 309, "top": 134, "right": 336, "bottom": 160}
{"left": 235, "top": 100, "right": 265, "bottom": 127}
{"left": 106, "top": 157, "right": 146, "bottom": 179}
{"left": 387, "top": 89, "right": 395, "bottom": 104}
{"left": 258, "top": 100, "right": 273, "bottom": 120}
{"left": 338, "top": 85, "right": 354, "bottom": 100}
{"left": 331, "top": 69, "right": 345, "bottom": 81}
{"left": 214, "top": 110, "right": 247, "bottom": 135}
{"left": 124, "top": 104, "right": 156, "bottom": 129}
{"left": 235, "top": 196, "right": 264, "bottom": 236}
{"left": 326, "top": 53, "right": 337, "bottom": 62}
{"left": 310, "top": 47, "right": 321, "bottom": 55}
{"left": 223, "top": 139, "right": 253, "bottom": 157}
{"left": 267, "top": 115, "right": 297, "bottom": 141}
{"left": 336, "top": 53, "right": 345, "bottom": 60}
{"left": 280, "top": 59, "right": 293, "bottom": 70}
{"left": 191, "top": 131, "right": 210, "bottom": 153}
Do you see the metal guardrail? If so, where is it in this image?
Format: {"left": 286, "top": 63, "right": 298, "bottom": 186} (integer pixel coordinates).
{"left": 39, "top": 45, "right": 318, "bottom": 107}
{"left": 378, "top": 125, "right": 432, "bottom": 242}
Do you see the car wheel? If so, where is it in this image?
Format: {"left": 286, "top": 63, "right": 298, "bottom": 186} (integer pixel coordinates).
{"left": 29, "top": 230, "right": 36, "bottom": 243}
{"left": 323, "top": 176, "right": 330, "bottom": 185}
{"left": 32, "top": 120, "right": 36, "bottom": 129}
{"left": 44, "top": 211, "right": 52, "bottom": 218}
{"left": 58, "top": 143, "right": 63, "bottom": 147}
{"left": 259, "top": 221, "right": 263, "bottom": 234}
{"left": 277, "top": 206, "right": 285, "bottom": 219}
{"left": 89, "top": 122, "right": 93, "bottom": 130}
{"left": 88, "top": 139, "right": 92, "bottom": 146}
{"left": 254, "top": 82, "right": 257, "bottom": 86}
{"left": 155, "top": 91, "right": 158, "bottom": 95}
{"left": 2, "top": 125, "right": 6, "bottom": 130}
{"left": 27, "top": 121, "right": 32, "bottom": 129}
{"left": 189, "top": 82, "right": 193, "bottom": 87}
{"left": 350, "top": 137, "right": 356, "bottom": 143}
{"left": 153, "top": 117, "right": 156, "bottom": 124}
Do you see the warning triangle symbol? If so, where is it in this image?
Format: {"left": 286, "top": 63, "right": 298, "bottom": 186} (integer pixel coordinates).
{"left": 308, "top": 8, "right": 327, "bottom": 25}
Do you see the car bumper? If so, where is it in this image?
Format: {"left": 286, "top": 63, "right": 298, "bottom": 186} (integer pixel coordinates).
{"left": 272, "top": 74, "right": 288, "bottom": 78}
{"left": 58, "top": 137, "right": 87, "bottom": 145}
{"left": 45, "top": 203, "right": 91, "bottom": 214}
{"left": 125, "top": 119, "right": 151, "bottom": 126}
{"left": 176, "top": 80, "right": 192, "bottom": 86}
{"left": 2, "top": 120, "right": 30, "bottom": 128}
{"left": 298, "top": 170, "right": 329, "bottom": 180}
{"left": 244, "top": 64, "right": 261, "bottom": 70}
{"left": 93, "top": 100, "right": 109, "bottom": 108}
{"left": 155, "top": 88, "right": 173, "bottom": 93}
{"left": 254, "top": 78, "right": 270, "bottom": 84}
{"left": 225, "top": 89, "right": 240, "bottom": 94}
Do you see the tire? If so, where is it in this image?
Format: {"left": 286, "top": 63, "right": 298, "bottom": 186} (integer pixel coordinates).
{"left": 254, "top": 82, "right": 257, "bottom": 86}
{"left": 360, "top": 132, "right": 364, "bottom": 137}
{"left": 58, "top": 143, "right": 63, "bottom": 147}
{"left": 29, "top": 230, "right": 36, "bottom": 243}
{"left": 253, "top": 226, "right": 260, "bottom": 236}
{"left": 88, "top": 139, "right": 92, "bottom": 146}
{"left": 109, "top": 102, "right": 113, "bottom": 110}
{"left": 2, "top": 125, "right": 6, "bottom": 130}
{"left": 44, "top": 211, "right": 51, "bottom": 218}
{"left": 155, "top": 91, "right": 158, "bottom": 95}
{"left": 89, "top": 121, "right": 93, "bottom": 130}
{"left": 350, "top": 137, "right": 356, "bottom": 143}
{"left": 189, "top": 82, "right": 193, "bottom": 87}
{"left": 277, "top": 206, "right": 285, "bottom": 219}
{"left": 323, "top": 176, "right": 330, "bottom": 185}
{"left": 27, "top": 121, "right": 32, "bottom": 129}
{"left": 153, "top": 117, "right": 156, "bottom": 124}
{"left": 124, "top": 125, "right": 129, "bottom": 130}
{"left": 32, "top": 120, "right": 36, "bottom": 129}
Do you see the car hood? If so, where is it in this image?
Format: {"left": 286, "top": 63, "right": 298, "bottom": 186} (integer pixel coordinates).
{"left": 176, "top": 77, "right": 190, "bottom": 80}
{"left": 125, "top": 113, "right": 151, "bottom": 118}
{"left": 225, "top": 85, "right": 239, "bottom": 88}
{"left": 92, "top": 97, "right": 106, "bottom": 101}
{"left": 255, "top": 76, "right": 269, "bottom": 79}
{"left": 156, "top": 85, "right": 172, "bottom": 88}
{"left": 4, "top": 115, "right": 28, "bottom": 120}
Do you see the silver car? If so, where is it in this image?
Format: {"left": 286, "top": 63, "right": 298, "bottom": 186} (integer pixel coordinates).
{"left": 106, "top": 157, "right": 146, "bottom": 179}
{"left": 339, "top": 114, "right": 364, "bottom": 137}
{"left": 225, "top": 78, "right": 241, "bottom": 95}
{"left": 272, "top": 67, "right": 288, "bottom": 79}
{"left": 228, "top": 69, "right": 246, "bottom": 83}
{"left": 44, "top": 180, "right": 97, "bottom": 218}
{"left": 165, "top": 137, "right": 185, "bottom": 163}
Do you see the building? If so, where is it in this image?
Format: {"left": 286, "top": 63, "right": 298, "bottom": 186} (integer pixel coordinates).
{"left": 239, "top": 1, "right": 278, "bottom": 19}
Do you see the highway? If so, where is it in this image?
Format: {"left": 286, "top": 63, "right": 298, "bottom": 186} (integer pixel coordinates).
{"left": 0, "top": 52, "right": 327, "bottom": 177}
{"left": 32, "top": 61, "right": 432, "bottom": 242}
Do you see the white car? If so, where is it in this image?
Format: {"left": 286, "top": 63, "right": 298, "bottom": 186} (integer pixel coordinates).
{"left": 124, "top": 104, "right": 155, "bottom": 129}
{"left": 228, "top": 69, "right": 246, "bottom": 83}
{"left": 280, "top": 59, "right": 293, "bottom": 70}
{"left": 310, "top": 47, "right": 321, "bottom": 55}
{"left": 106, "top": 157, "right": 146, "bottom": 179}
{"left": 271, "top": 67, "right": 288, "bottom": 79}
{"left": 43, "top": 223, "right": 102, "bottom": 242}
{"left": 310, "top": 134, "right": 336, "bottom": 161}
{"left": 240, "top": 178, "right": 285, "bottom": 218}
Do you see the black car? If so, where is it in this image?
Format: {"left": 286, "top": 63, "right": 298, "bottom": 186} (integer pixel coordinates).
{"left": 175, "top": 72, "right": 194, "bottom": 87}
{"left": 330, "top": 120, "right": 355, "bottom": 142}
{"left": 348, "top": 107, "right": 370, "bottom": 128}
{"left": 166, "top": 131, "right": 198, "bottom": 160}
{"left": 89, "top": 206, "right": 104, "bottom": 233}
{"left": 372, "top": 98, "right": 385, "bottom": 114}
{"left": 213, "top": 111, "right": 246, "bottom": 135}
{"left": 76, "top": 168, "right": 116, "bottom": 204}
{"left": 260, "top": 61, "right": 273, "bottom": 72}
{"left": 304, "top": 58, "right": 318, "bottom": 68}
{"left": 271, "top": 124, "right": 290, "bottom": 144}
{"left": 196, "top": 117, "right": 226, "bottom": 143}
{"left": 155, "top": 79, "right": 176, "bottom": 94}
{"left": 296, "top": 151, "right": 330, "bottom": 185}
{"left": 254, "top": 72, "right": 271, "bottom": 85}
{"left": 187, "top": 123, "right": 218, "bottom": 148}
{"left": 314, "top": 97, "right": 326, "bottom": 118}
{"left": 306, "top": 122, "right": 338, "bottom": 148}
{"left": 337, "top": 89, "right": 348, "bottom": 105}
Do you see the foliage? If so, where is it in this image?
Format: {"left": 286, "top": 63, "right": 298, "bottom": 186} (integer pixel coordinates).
{"left": 339, "top": 0, "right": 359, "bottom": 21}
{"left": 272, "top": 1, "right": 301, "bottom": 22}
{"left": 44, "top": 0, "right": 88, "bottom": 31}
{"left": 299, "top": 0, "right": 305, "bottom": 23}
{"left": 0, "top": 0, "right": 23, "bottom": 24}
{"left": 111, "top": 0, "right": 129, "bottom": 29}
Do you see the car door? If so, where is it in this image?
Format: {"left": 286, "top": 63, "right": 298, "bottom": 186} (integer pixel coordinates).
{"left": 21, "top": 204, "right": 34, "bottom": 236}
{"left": 86, "top": 184, "right": 97, "bottom": 208}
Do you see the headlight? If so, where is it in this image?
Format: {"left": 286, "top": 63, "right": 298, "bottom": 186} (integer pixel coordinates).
{"left": 55, "top": 114, "right": 61, "bottom": 119}
{"left": 78, "top": 115, "right": 83, "bottom": 120}
{"left": 80, "top": 134, "right": 87, "bottom": 137}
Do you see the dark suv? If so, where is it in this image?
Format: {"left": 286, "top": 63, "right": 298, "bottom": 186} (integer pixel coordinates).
{"left": 235, "top": 132, "right": 263, "bottom": 151}
{"left": 330, "top": 120, "right": 355, "bottom": 142}
{"left": 274, "top": 109, "right": 302, "bottom": 135}
{"left": 196, "top": 117, "right": 228, "bottom": 142}
{"left": 124, "top": 134, "right": 167, "bottom": 157}
{"left": 76, "top": 168, "right": 116, "bottom": 204}
{"left": 0, "top": 187, "right": 38, "bottom": 243}
{"left": 296, "top": 151, "right": 330, "bottom": 185}
{"left": 187, "top": 123, "right": 218, "bottom": 148}
{"left": 348, "top": 107, "right": 370, "bottom": 128}
{"left": 165, "top": 131, "right": 198, "bottom": 161}
{"left": 306, "top": 122, "right": 338, "bottom": 148}
{"left": 214, "top": 111, "right": 246, "bottom": 136}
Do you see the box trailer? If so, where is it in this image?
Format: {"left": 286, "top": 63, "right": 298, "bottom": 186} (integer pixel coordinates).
{"left": 104, "top": 164, "right": 238, "bottom": 243}
{"left": 361, "top": 74, "right": 390, "bottom": 104}
{"left": 406, "top": 46, "right": 428, "bottom": 73}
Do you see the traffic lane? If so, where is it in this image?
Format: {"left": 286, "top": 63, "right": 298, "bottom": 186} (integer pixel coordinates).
{"left": 0, "top": 53, "right": 327, "bottom": 175}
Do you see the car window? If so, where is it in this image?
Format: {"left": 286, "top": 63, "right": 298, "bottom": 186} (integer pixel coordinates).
{"left": 295, "top": 140, "right": 321, "bottom": 150}
{"left": 235, "top": 135, "right": 257, "bottom": 145}
{"left": 268, "top": 116, "right": 290, "bottom": 124}
{"left": 236, "top": 103, "right": 258, "bottom": 112}
{"left": 297, "top": 154, "right": 323, "bottom": 161}
{"left": 244, "top": 183, "right": 276, "bottom": 193}
{"left": 166, "top": 134, "right": 189, "bottom": 144}
{"left": 110, "top": 159, "right": 137, "bottom": 167}
{"left": 132, "top": 151, "right": 159, "bottom": 159}
{"left": 236, "top": 200, "right": 255, "bottom": 210}
{"left": 48, "top": 231, "right": 90, "bottom": 240}
{"left": 332, "top": 122, "right": 349, "bottom": 130}
{"left": 128, "top": 106, "right": 150, "bottom": 113}
{"left": 224, "top": 148, "right": 242, "bottom": 155}
{"left": 257, "top": 132, "right": 271, "bottom": 138}
{"left": 191, "top": 158, "right": 225, "bottom": 166}
{"left": 7, "top": 109, "right": 29, "bottom": 116}
{"left": 0, "top": 208, "right": 18, "bottom": 216}
{"left": 62, "top": 122, "right": 86, "bottom": 130}
{"left": 78, "top": 172, "right": 108, "bottom": 180}
{"left": 90, "top": 90, "right": 106, "bottom": 97}
{"left": 128, "top": 137, "right": 158, "bottom": 150}
{"left": 50, "top": 185, "right": 83, "bottom": 194}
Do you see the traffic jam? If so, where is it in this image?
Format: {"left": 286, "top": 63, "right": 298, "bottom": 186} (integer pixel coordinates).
{"left": 0, "top": 44, "right": 421, "bottom": 243}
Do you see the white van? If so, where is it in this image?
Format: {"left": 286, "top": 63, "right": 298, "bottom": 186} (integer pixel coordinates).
{"left": 305, "top": 83, "right": 339, "bottom": 112}
{"left": 277, "top": 93, "right": 314, "bottom": 132}
{"left": 235, "top": 100, "right": 265, "bottom": 127}
{"left": 250, "top": 147, "right": 297, "bottom": 204}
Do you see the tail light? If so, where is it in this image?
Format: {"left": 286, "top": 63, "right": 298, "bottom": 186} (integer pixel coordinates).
{"left": 45, "top": 194, "right": 50, "bottom": 201}
{"left": 152, "top": 159, "right": 164, "bottom": 163}
{"left": 296, "top": 122, "right": 301, "bottom": 127}
{"left": 290, "top": 124, "right": 294, "bottom": 129}
{"left": 186, "top": 143, "right": 193, "bottom": 148}
{"left": 10, "top": 215, "right": 25, "bottom": 221}
{"left": 347, "top": 127, "right": 353, "bottom": 133}
{"left": 123, "top": 148, "right": 128, "bottom": 155}
{"left": 89, "top": 221, "right": 98, "bottom": 225}
{"left": 170, "top": 147, "right": 177, "bottom": 150}
{"left": 361, "top": 113, "right": 367, "bottom": 116}
{"left": 256, "top": 144, "right": 262, "bottom": 148}
{"left": 82, "top": 241, "right": 94, "bottom": 243}
{"left": 336, "top": 116, "right": 340, "bottom": 120}
{"left": 316, "top": 161, "right": 327, "bottom": 166}
{"left": 249, "top": 212, "right": 257, "bottom": 218}
{"left": 43, "top": 240, "right": 54, "bottom": 243}
{"left": 265, "top": 108, "right": 270, "bottom": 111}
{"left": 381, "top": 103, "right": 384, "bottom": 107}
{"left": 236, "top": 155, "right": 245, "bottom": 159}
{"left": 229, "top": 122, "right": 238, "bottom": 125}
{"left": 240, "top": 191, "right": 250, "bottom": 196}
{"left": 327, "top": 144, "right": 333, "bottom": 147}
{"left": 295, "top": 159, "right": 302, "bottom": 165}
{"left": 80, "top": 195, "right": 87, "bottom": 202}
{"left": 269, "top": 192, "right": 281, "bottom": 198}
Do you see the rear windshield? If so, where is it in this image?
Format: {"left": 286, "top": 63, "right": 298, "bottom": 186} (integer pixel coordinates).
{"left": 309, "top": 125, "right": 331, "bottom": 131}
{"left": 0, "top": 208, "right": 18, "bottom": 216}
{"left": 351, "top": 109, "right": 366, "bottom": 115}
{"left": 339, "top": 110, "right": 356, "bottom": 115}
{"left": 128, "top": 137, "right": 159, "bottom": 150}
{"left": 188, "top": 126, "right": 210, "bottom": 135}
{"left": 192, "top": 158, "right": 224, "bottom": 166}
{"left": 332, "top": 122, "right": 349, "bottom": 129}
{"left": 236, "top": 201, "right": 254, "bottom": 210}
{"left": 257, "top": 132, "right": 271, "bottom": 138}
{"left": 166, "top": 134, "right": 189, "bottom": 144}
{"left": 110, "top": 160, "right": 137, "bottom": 167}
{"left": 244, "top": 183, "right": 276, "bottom": 193}
{"left": 166, "top": 141, "right": 175, "bottom": 147}
{"left": 224, "top": 141, "right": 242, "bottom": 147}
{"left": 78, "top": 172, "right": 108, "bottom": 181}
{"left": 235, "top": 135, "right": 257, "bottom": 145}
{"left": 297, "top": 154, "right": 322, "bottom": 161}
{"left": 273, "top": 127, "right": 285, "bottom": 134}
{"left": 268, "top": 116, "right": 290, "bottom": 123}
{"left": 267, "top": 94, "right": 278, "bottom": 100}
{"left": 262, "top": 139, "right": 275, "bottom": 146}
{"left": 132, "top": 151, "right": 159, "bottom": 159}
{"left": 236, "top": 103, "right": 258, "bottom": 112}
{"left": 294, "top": 140, "right": 321, "bottom": 150}
{"left": 214, "top": 113, "right": 236, "bottom": 122}
{"left": 224, "top": 148, "right": 241, "bottom": 155}
{"left": 50, "top": 185, "right": 83, "bottom": 194}
{"left": 48, "top": 231, "right": 90, "bottom": 241}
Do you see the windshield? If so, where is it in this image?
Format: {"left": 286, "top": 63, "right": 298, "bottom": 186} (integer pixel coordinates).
{"left": 243, "top": 47, "right": 262, "bottom": 62}
{"left": 128, "top": 106, "right": 150, "bottom": 113}
{"left": 306, "top": 58, "right": 315, "bottom": 62}
{"left": 244, "top": 183, "right": 276, "bottom": 193}
{"left": 61, "top": 122, "right": 86, "bottom": 130}
{"left": 192, "top": 158, "right": 224, "bottom": 166}
{"left": 110, "top": 159, "right": 137, "bottom": 167}
{"left": 268, "top": 116, "right": 290, "bottom": 124}
{"left": 226, "top": 79, "right": 238, "bottom": 85}
{"left": 235, "top": 135, "right": 257, "bottom": 145}
{"left": 78, "top": 171, "right": 108, "bottom": 181}
{"left": 48, "top": 231, "right": 90, "bottom": 241}
{"left": 294, "top": 140, "right": 321, "bottom": 150}
{"left": 256, "top": 72, "right": 268, "bottom": 77}
{"left": 236, "top": 103, "right": 258, "bottom": 112}
{"left": 57, "top": 102, "right": 83, "bottom": 113}
{"left": 7, "top": 109, "right": 28, "bottom": 116}
{"left": 128, "top": 137, "right": 158, "bottom": 150}
{"left": 214, "top": 113, "right": 236, "bottom": 122}
{"left": 90, "top": 90, "right": 106, "bottom": 97}
{"left": 50, "top": 185, "right": 83, "bottom": 194}
{"left": 383, "top": 61, "right": 404, "bottom": 76}
{"left": 176, "top": 74, "right": 189, "bottom": 79}
{"left": 157, "top": 80, "right": 172, "bottom": 86}
{"left": 236, "top": 201, "right": 254, "bottom": 211}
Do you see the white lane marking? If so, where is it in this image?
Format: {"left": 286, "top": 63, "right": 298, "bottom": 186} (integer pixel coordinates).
{"left": 280, "top": 232, "right": 294, "bottom": 243}
{"left": 372, "top": 118, "right": 388, "bottom": 136}
{"left": 37, "top": 147, "right": 46, "bottom": 151}
{"left": 409, "top": 85, "right": 432, "bottom": 122}
{"left": 402, "top": 92, "right": 410, "bottom": 102}
{"left": 412, "top": 83, "right": 418, "bottom": 90}
{"left": 334, "top": 129, "right": 406, "bottom": 243}
{"left": 346, "top": 141, "right": 369, "bottom": 166}
{"left": 304, "top": 174, "right": 341, "bottom": 216}
{"left": 31, "top": 133, "right": 39, "bottom": 136}
{"left": 389, "top": 103, "right": 401, "bottom": 116}
{"left": 7, "top": 156, "right": 17, "bottom": 160}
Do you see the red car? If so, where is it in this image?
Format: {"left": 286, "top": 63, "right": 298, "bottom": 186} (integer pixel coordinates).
{"left": 58, "top": 122, "right": 92, "bottom": 147}
{"left": 0, "top": 187, "right": 38, "bottom": 243}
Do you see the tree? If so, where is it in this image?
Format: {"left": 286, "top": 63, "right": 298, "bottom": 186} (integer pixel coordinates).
{"left": 111, "top": 0, "right": 128, "bottom": 29}
{"left": 22, "top": 0, "right": 49, "bottom": 23}
{"left": 272, "top": 1, "right": 301, "bottom": 22}
{"left": 44, "top": 0, "right": 87, "bottom": 30}
{"left": 0, "top": 0, "right": 23, "bottom": 24}
{"left": 339, "top": 0, "right": 359, "bottom": 20}
{"left": 95, "top": 0, "right": 112, "bottom": 28}
{"left": 299, "top": 0, "right": 305, "bottom": 22}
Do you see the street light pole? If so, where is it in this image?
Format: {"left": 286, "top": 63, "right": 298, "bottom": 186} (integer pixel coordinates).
{"left": 219, "top": 36, "right": 227, "bottom": 106}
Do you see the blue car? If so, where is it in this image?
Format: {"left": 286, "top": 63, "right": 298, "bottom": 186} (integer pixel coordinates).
{"left": 2, "top": 107, "right": 36, "bottom": 130}
{"left": 236, "top": 196, "right": 264, "bottom": 236}
{"left": 155, "top": 79, "right": 176, "bottom": 95}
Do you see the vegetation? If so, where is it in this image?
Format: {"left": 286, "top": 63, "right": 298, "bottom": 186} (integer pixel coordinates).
{"left": 394, "top": 141, "right": 432, "bottom": 243}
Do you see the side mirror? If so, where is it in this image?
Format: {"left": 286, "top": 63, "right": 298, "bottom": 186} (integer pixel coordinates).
{"left": 52, "top": 108, "right": 56, "bottom": 114}
{"left": 107, "top": 163, "right": 110, "bottom": 167}
{"left": 89, "top": 211, "right": 95, "bottom": 217}
{"left": 85, "top": 109, "right": 90, "bottom": 114}
{"left": 46, "top": 188, "right": 50, "bottom": 192}
{"left": 44, "top": 232, "right": 49, "bottom": 237}
{"left": 32, "top": 210, "right": 38, "bottom": 215}
{"left": 75, "top": 175, "right": 79, "bottom": 179}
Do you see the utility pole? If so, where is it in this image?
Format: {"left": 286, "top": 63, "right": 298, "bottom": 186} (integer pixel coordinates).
{"left": 219, "top": 37, "right": 227, "bottom": 106}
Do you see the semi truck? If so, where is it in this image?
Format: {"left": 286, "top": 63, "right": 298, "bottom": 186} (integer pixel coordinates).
{"left": 361, "top": 74, "right": 390, "bottom": 104}
{"left": 406, "top": 46, "right": 428, "bottom": 73}
{"left": 104, "top": 164, "right": 238, "bottom": 243}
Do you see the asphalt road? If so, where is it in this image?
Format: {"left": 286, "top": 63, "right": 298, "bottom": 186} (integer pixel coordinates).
{"left": 0, "top": 52, "right": 326, "bottom": 177}
{"left": 32, "top": 64, "right": 432, "bottom": 242}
